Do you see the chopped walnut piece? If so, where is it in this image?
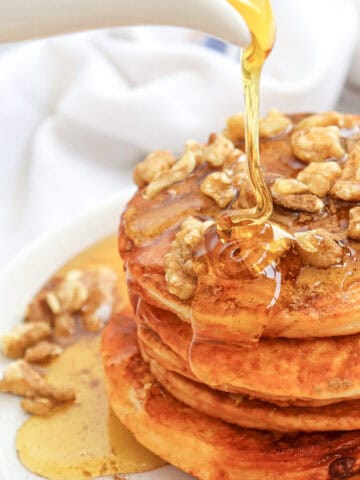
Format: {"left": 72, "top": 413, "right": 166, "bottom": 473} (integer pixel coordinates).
{"left": 24, "top": 341, "right": 62, "bottom": 364}
{"left": 332, "top": 143, "right": 360, "bottom": 201}
{"left": 291, "top": 126, "right": 345, "bottom": 164}
{"left": 21, "top": 397, "right": 59, "bottom": 416}
{"left": 230, "top": 170, "right": 247, "bottom": 189}
{"left": 1, "top": 322, "right": 51, "bottom": 359}
{"left": 200, "top": 172, "right": 236, "bottom": 208}
{"left": 224, "top": 109, "right": 291, "bottom": 141}
{"left": 348, "top": 207, "right": 360, "bottom": 240}
{"left": 48, "top": 268, "right": 117, "bottom": 336}
{"left": 224, "top": 113, "right": 245, "bottom": 142}
{"left": 25, "top": 296, "right": 53, "bottom": 324}
{"left": 203, "top": 134, "right": 239, "bottom": 167}
{"left": 229, "top": 167, "right": 256, "bottom": 210}
{"left": 145, "top": 150, "right": 196, "bottom": 199}
{"left": 133, "top": 150, "right": 176, "bottom": 187}
{"left": 54, "top": 313, "right": 76, "bottom": 337}
{"left": 47, "top": 270, "right": 88, "bottom": 314}
{"left": 223, "top": 151, "right": 247, "bottom": 174}
{"left": 45, "top": 292, "right": 61, "bottom": 315}
{"left": 274, "top": 193, "right": 324, "bottom": 213}
{"left": 80, "top": 267, "right": 118, "bottom": 332}
{"left": 0, "top": 360, "right": 75, "bottom": 403}
{"left": 271, "top": 178, "right": 308, "bottom": 196}
{"left": 233, "top": 183, "right": 255, "bottom": 209}
{"left": 270, "top": 178, "right": 324, "bottom": 213}
{"left": 185, "top": 140, "right": 206, "bottom": 164}
{"left": 297, "top": 161, "right": 342, "bottom": 197}
{"left": 25, "top": 267, "right": 118, "bottom": 339}
{"left": 164, "top": 217, "right": 214, "bottom": 300}
{"left": 294, "top": 112, "right": 358, "bottom": 131}
{"left": 295, "top": 229, "right": 343, "bottom": 268}
{"left": 259, "top": 109, "right": 292, "bottom": 138}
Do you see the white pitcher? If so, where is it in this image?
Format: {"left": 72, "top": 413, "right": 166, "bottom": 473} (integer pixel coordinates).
{"left": 0, "top": 0, "right": 250, "bottom": 46}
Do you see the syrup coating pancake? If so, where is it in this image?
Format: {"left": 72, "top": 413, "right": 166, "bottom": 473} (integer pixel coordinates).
{"left": 120, "top": 112, "right": 360, "bottom": 342}
{"left": 102, "top": 313, "right": 360, "bottom": 480}
{"left": 124, "top": 226, "right": 360, "bottom": 342}
{"left": 135, "top": 299, "right": 360, "bottom": 407}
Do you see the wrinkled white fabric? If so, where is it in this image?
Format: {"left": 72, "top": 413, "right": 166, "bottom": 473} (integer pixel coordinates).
{"left": 0, "top": 0, "right": 359, "bottom": 267}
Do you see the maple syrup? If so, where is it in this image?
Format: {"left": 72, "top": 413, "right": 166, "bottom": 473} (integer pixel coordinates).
{"left": 16, "top": 235, "right": 164, "bottom": 480}
{"left": 188, "top": 0, "right": 281, "bottom": 348}
{"left": 218, "top": 0, "right": 276, "bottom": 239}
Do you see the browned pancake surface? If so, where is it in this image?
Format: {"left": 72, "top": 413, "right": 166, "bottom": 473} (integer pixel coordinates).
{"left": 134, "top": 298, "right": 360, "bottom": 406}
{"left": 102, "top": 313, "right": 360, "bottom": 480}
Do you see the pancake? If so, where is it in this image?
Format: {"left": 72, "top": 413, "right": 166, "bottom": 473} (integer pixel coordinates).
{"left": 102, "top": 313, "right": 360, "bottom": 480}
{"left": 120, "top": 112, "right": 360, "bottom": 342}
{"left": 124, "top": 228, "right": 360, "bottom": 341}
{"left": 149, "top": 356, "right": 360, "bottom": 433}
{"left": 135, "top": 298, "right": 360, "bottom": 407}
{"left": 137, "top": 322, "right": 360, "bottom": 432}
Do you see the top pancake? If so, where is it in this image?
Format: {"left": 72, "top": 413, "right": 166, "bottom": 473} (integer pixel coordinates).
{"left": 120, "top": 111, "right": 360, "bottom": 341}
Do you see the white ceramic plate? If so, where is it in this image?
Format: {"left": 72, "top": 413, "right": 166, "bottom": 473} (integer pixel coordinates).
{"left": 0, "top": 189, "right": 193, "bottom": 480}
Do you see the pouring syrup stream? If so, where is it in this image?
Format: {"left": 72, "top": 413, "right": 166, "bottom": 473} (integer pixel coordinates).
{"left": 218, "top": 0, "right": 276, "bottom": 240}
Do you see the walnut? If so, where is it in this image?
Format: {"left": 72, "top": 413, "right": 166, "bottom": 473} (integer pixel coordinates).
{"left": 203, "top": 134, "right": 239, "bottom": 167}
{"left": 133, "top": 150, "right": 176, "bottom": 187}
{"left": 0, "top": 360, "right": 75, "bottom": 404}
{"left": 271, "top": 178, "right": 309, "bottom": 196}
{"left": 233, "top": 183, "right": 255, "bottom": 209}
{"left": 297, "top": 161, "right": 342, "bottom": 197}
{"left": 224, "top": 113, "right": 245, "bottom": 142}
{"left": 295, "top": 229, "right": 343, "bottom": 268}
{"left": 1, "top": 322, "right": 51, "bottom": 359}
{"left": 185, "top": 140, "right": 206, "bottom": 164}
{"left": 332, "top": 143, "right": 360, "bottom": 201}
{"left": 164, "top": 217, "right": 214, "bottom": 300}
{"left": 259, "top": 109, "right": 292, "bottom": 138}
{"left": 145, "top": 150, "right": 196, "bottom": 199}
{"left": 21, "top": 397, "right": 60, "bottom": 416}
{"left": 291, "top": 126, "right": 345, "bottom": 163}
{"left": 294, "top": 112, "right": 358, "bottom": 131}
{"left": 224, "top": 109, "right": 291, "bottom": 141}
{"left": 46, "top": 270, "right": 88, "bottom": 314}
{"left": 82, "top": 312, "right": 106, "bottom": 332}
{"left": 25, "top": 296, "right": 52, "bottom": 324}
{"left": 200, "top": 172, "right": 236, "bottom": 208}
{"left": 228, "top": 166, "right": 255, "bottom": 209}
{"left": 230, "top": 170, "right": 247, "bottom": 190}
{"left": 54, "top": 313, "right": 76, "bottom": 337}
{"left": 274, "top": 193, "right": 324, "bottom": 213}
{"left": 80, "top": 267, "right": 118, "bottom": 332}
{"left": 43, "top": 268, "right": 117, "bottom": 336}
{"left": 24, "top": 341, "right": 62, "bottom": 364}
{"left": 348, "top": 207, "right": 360, "bottom": 240}
{"left": 270, "top": 178, "right": 324, "bottom": 213}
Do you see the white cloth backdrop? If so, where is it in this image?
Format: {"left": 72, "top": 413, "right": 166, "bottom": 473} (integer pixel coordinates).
{"left": 0, "top": 0, "right": 359, "bottom": 267}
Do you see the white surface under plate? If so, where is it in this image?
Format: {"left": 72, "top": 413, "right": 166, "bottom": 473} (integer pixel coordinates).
{"left": 0, "top": 188, "right": 193, "bottom": 480}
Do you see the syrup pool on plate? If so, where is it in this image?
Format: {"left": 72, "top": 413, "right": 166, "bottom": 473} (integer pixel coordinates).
{"left": 16, "top": 235, "right": 165, "bottom": 480}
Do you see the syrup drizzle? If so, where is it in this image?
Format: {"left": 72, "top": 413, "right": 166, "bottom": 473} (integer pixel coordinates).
{"left": 217, "top": 0, "right": 276, "bottom": 240}
{"left": 188, "top": 0, "right": 282, "bottom": 354}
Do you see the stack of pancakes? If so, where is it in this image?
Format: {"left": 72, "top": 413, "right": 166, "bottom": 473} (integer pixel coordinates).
{"left": 102, "top": 111, "right": 360, "bottom": 479}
